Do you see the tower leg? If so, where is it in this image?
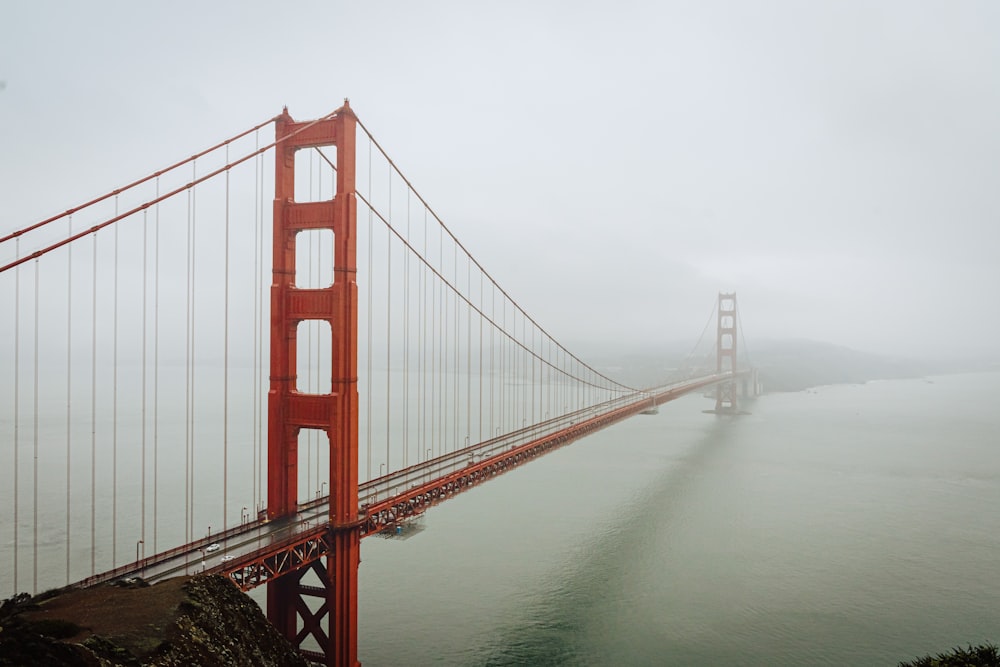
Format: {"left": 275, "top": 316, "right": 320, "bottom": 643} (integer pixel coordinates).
{"left": 327, "top": 528, "right": 361, "bottom": 666}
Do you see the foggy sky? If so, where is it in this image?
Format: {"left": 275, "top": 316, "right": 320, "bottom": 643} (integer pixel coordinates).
{"left": 2, "top": 1, "right": 997, "bottom": 360}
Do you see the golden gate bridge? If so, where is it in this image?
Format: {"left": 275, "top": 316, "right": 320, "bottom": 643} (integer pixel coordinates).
{"left": 1, "top": 100, "right": 757, "bottom": 666}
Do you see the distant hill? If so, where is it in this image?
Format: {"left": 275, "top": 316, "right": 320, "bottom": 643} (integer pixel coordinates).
{"left": 746, "top": 339, "right": 945, "bottom": 392}
{"left": 586, "top": 339, "right": 969, "bottom": 393}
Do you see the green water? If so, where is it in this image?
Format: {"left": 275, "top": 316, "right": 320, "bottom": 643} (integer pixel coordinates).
{"left": 357, "top": 372, "right": 1000, "bottom": 666}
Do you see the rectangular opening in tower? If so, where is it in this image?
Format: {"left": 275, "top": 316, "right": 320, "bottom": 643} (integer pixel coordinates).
{"left": 295, "top": 229, "right": 335, "bottom": 288}
{"left": 294, "top": 147, "right": 337, "bottom": 203}
{"left": 296, "top": 320, "right": 332, "bottom": 393}
{"left": 297, "top": 428, "right": 330, "bottom": 508}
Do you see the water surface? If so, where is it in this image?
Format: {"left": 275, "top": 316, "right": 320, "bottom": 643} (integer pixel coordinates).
{"left": 358, "top": 372, "right": 1000, "bottom": 666}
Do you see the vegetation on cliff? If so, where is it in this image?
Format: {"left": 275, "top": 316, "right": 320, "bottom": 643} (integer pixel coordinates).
{"left": 0, "top": 575, "right": 308, "bottom": 666}
{"left": 899, "top": 642, "right": 1000, "bottom": 667}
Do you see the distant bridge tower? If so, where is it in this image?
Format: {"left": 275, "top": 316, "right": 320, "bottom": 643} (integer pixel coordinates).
{"left": 267, "top": 102, "right": 361, "bottom": 667}
{"left": 715, "top": 292, "right": 739, "bottom": 414}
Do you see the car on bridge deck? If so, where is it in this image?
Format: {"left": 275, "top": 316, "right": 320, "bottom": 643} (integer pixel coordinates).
{"left": 205, "top": 543, "right": 220, "bottom": 553}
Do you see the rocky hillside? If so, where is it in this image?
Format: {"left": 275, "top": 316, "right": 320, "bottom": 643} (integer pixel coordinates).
{"left": 0, "top": 575, "right": 309, "bottom": 666}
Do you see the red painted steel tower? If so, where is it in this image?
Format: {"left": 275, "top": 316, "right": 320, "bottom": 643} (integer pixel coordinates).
{"left": 715, "top": 292, "right": 738, "bottom": 413}
{"left": 267, "top": 102, "right": 361, "bottom": 666}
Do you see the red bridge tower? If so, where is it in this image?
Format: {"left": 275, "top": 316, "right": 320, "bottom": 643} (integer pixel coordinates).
{"left": 267, "top": 101, "right": 361, "bottom": 666}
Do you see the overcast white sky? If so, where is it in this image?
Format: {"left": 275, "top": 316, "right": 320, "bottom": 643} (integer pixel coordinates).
{"left": 2, "top": 1, "right": 997, "bottom": 360}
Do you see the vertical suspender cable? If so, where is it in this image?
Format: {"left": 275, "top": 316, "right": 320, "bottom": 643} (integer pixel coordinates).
{"left": 451, "top": 242, "right": 456, "bottom": 454}
{"left": 466, "top": 255, "right": 471, "bottom": 448}
{"left": 403, "top": 190, "right": 409, "bottom": 469}
{"left": 415, "top": 200, "right": 422, "bottom": 464}
{"left": 515, "top": 311, "right": 521, "bottom": 435}
{"left": 437, "top": 226, "right": 443, "bottom": 458}
{"left": 33, "top": 259, "right": 39, "bottom": 593}
{"left": 141, "top": 209, "right": 147, "bottom": 560}
{"left": 490, "top": 283, "right": 494, "bottom": 439}
{"left": 315, "top": 155, "right": 322, "bottom": 488}
{"left": 511, "top": 306, "right": 516, "bottom": 432}
{"left": 499, "top": 299, "right": 504, "bottom": 436}
{"left": 539, "top": 340, "right": 552, "bottom": 421}
{"left": 318, "top": 167, "right": 325, "bottom": 492}
{"left": 314, "top": 158, "right": 321, "bottom": 493}
{"left": 322, "top": 167, "right": 330, "bottom": 491}
{"left": 366, "top": 138, "right": 373, "bottom": 482}
{"left": 507, "top": 309, "right": 513, "bottom": 434}
{"left": 479, "top": 270, "right": 483, "bottom": 443}
{"left": 258, "top": 142, "right": 266, "bottom": 506}
{"left": 13, "top": 239, "right": 19, "bottom": 593}
{"left": 507, "top": 300, "right": 521, "bottom": 432}
{"left": 185, "top": 180, "right": 192, "bottom": 543}
{"left": 560, "top": 348, "right": 565, "bottom": 417}
{"left": 66, "top": 218, "right": 73, "bottom": 584}
{"left": 386, "top": 163, "right": 391, "bottom": 475}
{"left": 547, "top": 337, "right": 551, "bottom": 420}
{"left": 438, "top": 217, "right": 443, "bottom": 457}
{"left": 112, "top": 198, "right": 119, "bottom": 564}
{"left": 251, "top": 134, "right": 260, "bottom": 515}
{"left": 190, "top": 163, "right": 197, "bottom": 538}
{"left": 510, "top": 304, "right": 515, "bottom": 433}
{"left": 453, "top": 243, "right": 459, "bottom": 455}
{"left": 306, "top": 154, "right": 314, "bottom": 494}
{"left": 451, "top": 243, "right": 462, "bottom": 450}
{"left": 223, "top": 143, "right": 230, "bottom": 530}
{"left": 530, "top": 326, "right": 535, "bottom": 428}
{"left": 153, "top": 178, "right": 160, "bottom": 553}
{"left": 522, "top": 316, "right": 527, "bottom": 432}
{"left": 90, "top": 234, "right": 97, "bottom": 575}
{"left": 421, "top": 208, "right": 427, "bottom": 461}
{"left": 430, "top": 222, "right": 437, "bottom": 459}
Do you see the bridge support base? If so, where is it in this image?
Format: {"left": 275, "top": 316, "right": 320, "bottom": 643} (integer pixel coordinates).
{"left": 266, "top": 525, "right": 361, "bottom": 667}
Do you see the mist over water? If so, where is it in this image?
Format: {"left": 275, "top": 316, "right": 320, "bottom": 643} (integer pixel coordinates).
{"left": 357, "top": 372, "right": 1000, "bottom": 666}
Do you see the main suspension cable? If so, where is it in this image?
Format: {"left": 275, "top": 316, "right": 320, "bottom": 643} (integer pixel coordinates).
{"left": 0, "top": 116, "right": 279, "bottom": 246}
{"left": 355, "top": 190, "right": 624, "bottom": 393}
{"left": 353, "top": 118, "right": 633, "bottom": 393}
{"left": 1, "top": 107, "right": 346, "bottom": 275}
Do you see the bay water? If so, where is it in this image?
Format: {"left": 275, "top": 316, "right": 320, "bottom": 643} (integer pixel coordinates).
{"left": 357, "top": 372, "right": 1000, "bottom": 666}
